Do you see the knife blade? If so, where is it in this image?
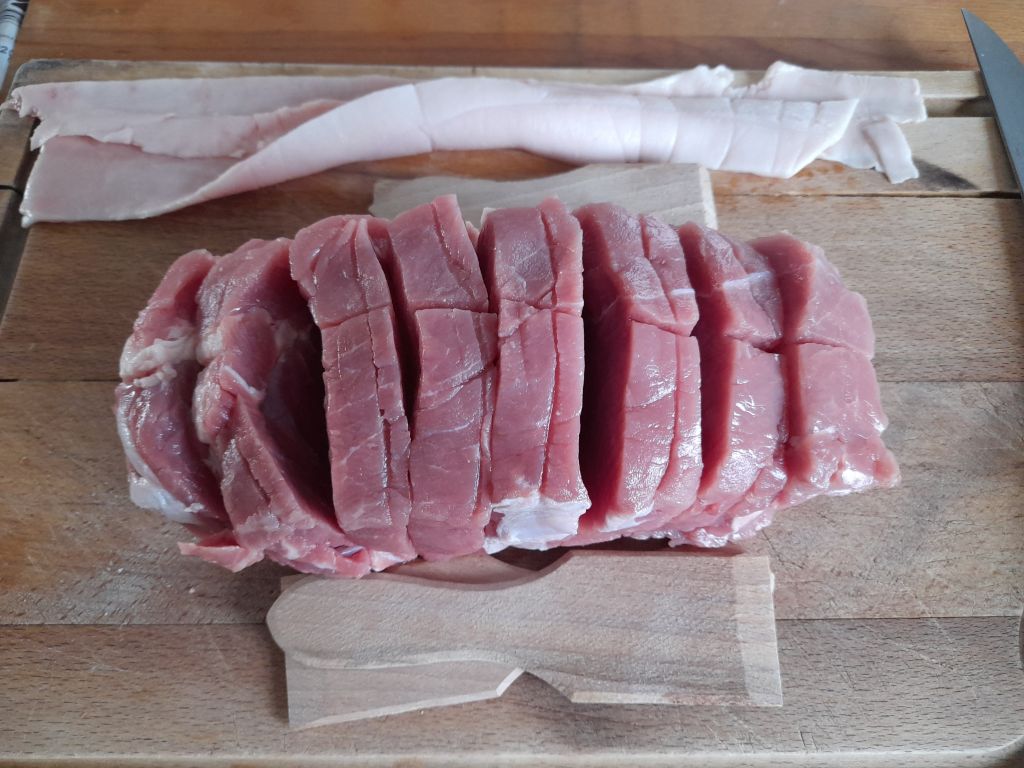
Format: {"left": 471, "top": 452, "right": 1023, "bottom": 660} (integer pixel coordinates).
{"left": 963, "top": 9, "right": 1024, "bottom": 196}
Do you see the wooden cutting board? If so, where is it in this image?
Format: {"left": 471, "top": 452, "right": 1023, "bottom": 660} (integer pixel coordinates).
{"left": 0, "top": 59, "right": 1022, "bottom": 767}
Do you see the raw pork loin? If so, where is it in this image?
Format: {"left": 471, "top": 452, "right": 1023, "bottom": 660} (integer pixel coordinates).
{"left": 116, "top": 196, "right": 898, "bottom": 575}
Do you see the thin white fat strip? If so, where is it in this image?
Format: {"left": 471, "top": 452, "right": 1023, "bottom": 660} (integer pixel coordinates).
{"left": 733, "top": 62, "right": 925, "bottom": 181}
{"left": 29, "top": 99, "right": 342, "bottom": 158}
{"left": 485, "top": 492, "right": 588, "bottom": 551}
{"left": 10, "top": 66, "right": 727, "bottom": 157}
{"left": 3, "top": 74, "right": 409, "bottom": 117}
{"left": 21, "top": 79, "right": 858, "bottom": 224}
{"left": 119, "top": 324, "right": 197, "bottom": 381}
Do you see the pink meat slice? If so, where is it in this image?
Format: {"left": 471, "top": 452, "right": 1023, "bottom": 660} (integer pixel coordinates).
{"left": 290, "top": 216, "right": 415, "bottom": 565}
{"left": 383, "top": 195, "right": 497, "bottom": 559}
{"left": 475, "top": 198, "right": 589, "bottom": 550}
{"left": 567, "top": 203, "right": 697, "bottom": 544}
{"left": 750, "top": 233, "right": 874, "bottom": 355}
{"left": 671, "top": 223, "right": 787, "bottom": 545}
{"left": 749, "top": 234, "right": 898, "bottom": 502}
{"left": 634, "top": 215, "right": 702, "bottom": 531}
{"left": 115, "top": 249, "right": 226, "bottom": 530}
{"left": 185, "top": 238, "right": 370, "bottom": 576}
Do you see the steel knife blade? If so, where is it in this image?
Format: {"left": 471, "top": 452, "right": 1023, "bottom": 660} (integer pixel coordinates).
{"left": 963, "top": 9, "right": 1024, "bottom": 196}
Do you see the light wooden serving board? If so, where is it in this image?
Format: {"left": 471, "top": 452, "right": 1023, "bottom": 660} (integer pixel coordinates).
{"left": 0, "top": 59, "right": 1022, "bottom": 767}
{"left": 273, "top": 551, "right": 780, "bottom": 728}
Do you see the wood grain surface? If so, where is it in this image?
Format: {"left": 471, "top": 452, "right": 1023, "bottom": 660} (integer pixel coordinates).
{"left": 1, "top": 618, "right": 1021, "bottom": 764}
{"left": 0, "top": 56, "right": 1021, "bottom": 765}
{"left": 270, "top": 552, "right": 781, "bottom": 706}
{"left": 371, "top": 163, "right": 717, "bottom": 226}
{"left": 6, "top": 0, "right": 1023, "bottom": 91}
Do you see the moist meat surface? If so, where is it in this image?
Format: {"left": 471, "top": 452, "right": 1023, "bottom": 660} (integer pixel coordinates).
{"left": 187, "top": 238, "right": 370, "bottom": 575}
{"left": 115, "top": 249, "right": 226, "bottom": 530}
{"left": 117, "top": 204, "right": 899, "bottom": 575}
{"left": 291, "top": 216, "right": 415, "bottom": 566}
{"left": 383, "top": 195, "right": 498, "bottom": 560}
{"left": 476, "top": 198, "right": 590, "bottom": 550}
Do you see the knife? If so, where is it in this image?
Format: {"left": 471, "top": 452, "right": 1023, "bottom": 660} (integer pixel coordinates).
{"left": 963, "top": 9, "right": 1024, "bottom": 196}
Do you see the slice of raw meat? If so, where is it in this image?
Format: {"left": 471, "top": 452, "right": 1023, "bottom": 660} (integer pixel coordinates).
{"left": 383, "top": 195, "right": 497, "bottom": 559}
{"left": 749, "top": 233, "right": 899, "bottom": 502}
{"left": 783, "top": 343, "right": 899, "bottom": 498}
{"left": 115, "top": 248, "right": 226, "bottom": 529}
{"left": 475, "top": 198, "right": 589, "bottom": 550}
{"left": 749, "top": 233, "right": 874, "bottom": 356}
{"left": 568, "top": 204, "right": 700, "bottom": 544}
{"left": 290, "top": 215, "right": 415, "bottom": 565}
{"left": 672, "top": 223, "right": 787, "bottom": 545}
{"left": 186, "top": 238, "right": 370, "bottom": 576}
{"left": 630, "top": 214, "right": 702, "bottom": 533}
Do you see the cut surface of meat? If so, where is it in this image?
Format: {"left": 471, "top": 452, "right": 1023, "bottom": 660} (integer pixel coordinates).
{"left": 750, "top": 233, "right": 874, "bottom": 356}
{"left": 634, "top": 215, "right": 702, "bottom": 532}
{"left": 187, "top": 238, "right": 370, "bottom": 576}
{"left": 290, "top": 216, "right": 415, "bottom": 564}
{"left": 568, "top": 203, "right": 701, "bottom": 544}
{"left": 749, "top": 233, "right": 899, "bottom": 503}
{"left": 672, "top": 223, "right": 787, "bottom": 545}
{"left": 784, "top": 343, "right": 900, "bottom": 499}
{"left": 115, "top": 249, "right": 226, "bottom": 529}
{"left": 476, "top": 198, "right": 590, "bottom": 550}
{"left": 383, "top": 195, "right": 497, "bottom": 560}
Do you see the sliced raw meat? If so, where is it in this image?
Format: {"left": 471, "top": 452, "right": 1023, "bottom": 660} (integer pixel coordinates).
{"left": 672, "top": 223, "right": 787, "bottom": 545}
{"left": 187, "top": 238, "right": 370, "bottom": 576}
{"left": 749, "top": 233, "right": 899, "bottom": 502}
{"left": 290, "top": 215, "right": 415, "bottom": 564}
{"left": 475, "top": 198, "right": 589, "bottom": 550}
{"left": 115, "top": 249, "right": 226, "bottom": 529}
{"left": 749, "top": 233, "right": 874, "bottom": 356}
{"left": 383, "top": 195, "right": 497, "bottom": 559}
{"left": 631, "top": 214, "right": 702, "bottom": 532}
{"left": 568, "top": 204, "right": 700, "bottom": 543}
{"left": 783, "top": 344, "right": 899, "bottom": 499}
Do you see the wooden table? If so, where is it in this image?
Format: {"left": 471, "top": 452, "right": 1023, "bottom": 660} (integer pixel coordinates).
{"left": 1, "top": 3, "right": 1022, "bottom": 766}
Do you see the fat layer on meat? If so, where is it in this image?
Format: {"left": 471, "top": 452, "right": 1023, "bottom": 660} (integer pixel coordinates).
{"left": 115, "top": 249, "right": 226, "bottom": 530}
